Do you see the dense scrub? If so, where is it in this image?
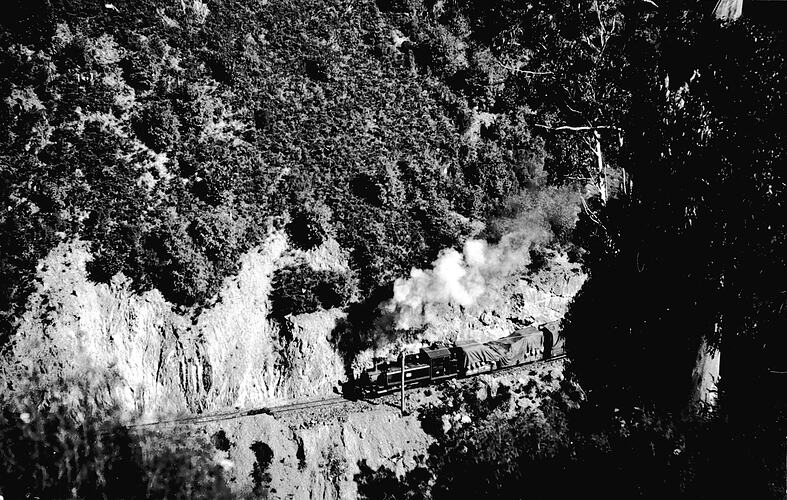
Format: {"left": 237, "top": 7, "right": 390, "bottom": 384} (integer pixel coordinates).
{"left": 0, "top": 373, "right": 232, "bottom": 499}
{"left": 0, "top": 0, "right": 588, "bottom": 345}
{"left": 356, "top": 380, "right": 785, "bottom": 499}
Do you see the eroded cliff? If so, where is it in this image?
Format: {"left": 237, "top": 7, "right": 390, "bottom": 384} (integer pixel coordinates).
{"left": 1, "top": 233, "right": 584, "bottom": 421}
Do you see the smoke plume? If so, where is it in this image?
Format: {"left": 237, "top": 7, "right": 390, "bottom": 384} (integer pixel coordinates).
{"left": 386, "top": 228, "right": 548, "bottom": 330}
{"left": 358, "top": 187, "right": 580, "bottom": 358}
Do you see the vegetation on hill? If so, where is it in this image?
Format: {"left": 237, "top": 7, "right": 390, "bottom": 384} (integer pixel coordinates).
{"left": 2, "top": 0, "right": 786, "bottom": 496}
{"left": 0, "top": 371, "right": 232, "bottom": 499}
{"left": 0, "top": 0, "right": 594, "bottom": 344}
{"left": 356, "top": 376, "right": 784, "bottom": 499}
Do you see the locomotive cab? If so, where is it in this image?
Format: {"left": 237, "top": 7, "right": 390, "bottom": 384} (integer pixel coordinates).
{"left": 382, "top": 352, "right": 431, "bottom": 387}
{"left": 359, "top": 366, "right": 383, "bottom": 387}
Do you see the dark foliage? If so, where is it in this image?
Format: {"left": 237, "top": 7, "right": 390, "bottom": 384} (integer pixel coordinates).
{"left": 0, "top": 379, "right": 232, "bottom": 499}
{"left": 286, "top": 205, "right": 331, "bottom": 251}
{"left": 211, "top": 429, "right": 232, "bottom": 452}
{"left": 562, "top": 7, "right": 787, "bottom": 413}
{"left": 270, "top": 261, "right": 355, "bottom": 317}
{"left": 0, "top": 0, "right": 571, "bottom": 337}
{"left": 251, "top": 441, "right": 274, "bottom": 498}
{"left": 132, "top": 100, "right": 181, "bottom": 153}
{"left": 357, "top": 383, "right": 786, "bottom": 499}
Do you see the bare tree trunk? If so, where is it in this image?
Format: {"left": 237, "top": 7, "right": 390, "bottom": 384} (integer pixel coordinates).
{"left": 592, "top": 131, "right": 608, "bottom": 204}
{"left": 713, "top": 0, "right": 743, "bottom": 21}
{"left": 688, "top": 335, "right": 721, "bottom": 412}
{"left": 622, "top": 167, "right": 627, "bottom": 196}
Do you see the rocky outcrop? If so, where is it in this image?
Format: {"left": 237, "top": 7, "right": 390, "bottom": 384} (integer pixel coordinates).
{"left": 443, "top": 254, "right": 586, "bottom": 342}
{"left": 2, "top": 234, "right": 347, "bottom": 420}
{"left": 205, "top": 408, "right": 431, "bottom": 499}
{"left": 1, "top": 234, "right": 584, "bottom": 420}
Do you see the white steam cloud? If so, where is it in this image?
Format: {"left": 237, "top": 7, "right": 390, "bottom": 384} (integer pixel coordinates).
{"left": 386, "top": 230, "right": 547, "bottom": 331}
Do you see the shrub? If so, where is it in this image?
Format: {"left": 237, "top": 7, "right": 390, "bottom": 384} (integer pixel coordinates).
{"left": 484, "top": 186, "right": 581, "bottom": 245}
{"left": 151, "top": 221, "right": 214, "bottom": 305}
{"left": 0, "top": 373, "right": 231, "bottom": 499}
{"left": 188, "top": 207, "right": 247, "bottom": 267}
{"left": 119, "top": 34, "right": 169, "bottom": 92}
{"left": 527, "top": 245, "right": 550, "bottom": 272}
{"left": 132, "top": 100, "right": 181, "bottom": 153}
{"left": 250, "top": 441, "right": 274, "bottom": 497}
{"left": 270, "top": 261, "right": 355, "bottom": 317}
{"left": 211, "top": 429, "right": 232, "bottom": 452}
{"left": 286, "top": 204, "right": 332, "bottom": 251}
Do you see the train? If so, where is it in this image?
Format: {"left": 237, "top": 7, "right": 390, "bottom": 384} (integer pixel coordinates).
{"left": 356, "top": 322, "right": 565, "bottom": 397}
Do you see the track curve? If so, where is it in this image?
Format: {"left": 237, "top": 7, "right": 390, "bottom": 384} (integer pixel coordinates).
{"left": 127, "top": 355, "right": 567, "bottom": 429}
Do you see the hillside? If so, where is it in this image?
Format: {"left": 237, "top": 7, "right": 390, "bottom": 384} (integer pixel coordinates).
{"left": 1, "top": 231, "right": 583, "bottom": 419}
{"left": 0, "top": 0, "right": 575, "bottom": 328}
{"left": 3, "top": 0, "right": 785, "bottom": 498}
{"left": 0, "top": 0, "right": 586, "bottom": 415}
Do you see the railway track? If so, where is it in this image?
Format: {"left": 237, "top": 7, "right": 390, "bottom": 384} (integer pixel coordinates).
{"left": 127, "top": 355, "right": 567, "bottom": 430}
{"left": 129, "top": 407, "right": 266, "bottom": 429}
{"left": 265, "top": 395, "right": 346, "bottom": 415}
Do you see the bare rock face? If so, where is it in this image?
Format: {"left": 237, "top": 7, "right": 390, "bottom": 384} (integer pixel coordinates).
{"left": 1, "top": 232, "right": 585, "bottom": 421}
{"left": 206, "top": 408, "right": 431, "bottom": 499}
{"left": 5, "top": 242, "right": 191, "bottom": 418}
{"left": 2, "top": 234, "right": 347, "bottom": 420}
{"left": 279, "top": 310, "right": 347, "bottom": 400}
{"left": 713, "top": 0, "right": 743, "bottom": 21}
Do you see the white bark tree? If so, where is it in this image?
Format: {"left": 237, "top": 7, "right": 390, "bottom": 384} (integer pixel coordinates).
{"left": 534, "top": 124, "right": 623, "bottom": 205}
{"left": 713, "top": 0, "right": 744, "bottom": 21}
{"left": 688, "top": 335, "right": 721, "bottom": 411}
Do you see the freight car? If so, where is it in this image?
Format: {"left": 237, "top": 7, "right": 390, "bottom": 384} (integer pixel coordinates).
{"left": 356, "top": 323, "right": 565, "bottom": 397}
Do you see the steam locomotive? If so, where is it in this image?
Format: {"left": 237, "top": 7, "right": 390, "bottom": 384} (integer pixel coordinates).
{"left": 356, "top": 323, "right": 565, "bottom": 397}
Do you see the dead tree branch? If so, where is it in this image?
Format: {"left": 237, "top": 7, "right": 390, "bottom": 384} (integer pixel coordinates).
{"left": 534, "top": 124, "right": 622, "bottom": 132}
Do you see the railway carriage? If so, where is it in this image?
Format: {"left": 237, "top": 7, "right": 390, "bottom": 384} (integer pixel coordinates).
{"left": 357, "top": 323, "right": 563, "bottom": 397}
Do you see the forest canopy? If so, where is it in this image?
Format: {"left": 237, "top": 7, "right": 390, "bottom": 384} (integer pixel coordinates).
{"left": 0, "top": 0, "right": 581, "bottom": 338}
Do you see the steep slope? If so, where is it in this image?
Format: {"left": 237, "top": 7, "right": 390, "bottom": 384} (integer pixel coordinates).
{"left": 2, "top": 234, "right": 583, "bottom": 419}
{"left": 1, "top": 0, "right": 553, "bottom": 332}
{"left": 0, "top": 0, "right": 586, "bottom": 421}
{"left": 2, "top": 233, "right": 347, "bottom": 419}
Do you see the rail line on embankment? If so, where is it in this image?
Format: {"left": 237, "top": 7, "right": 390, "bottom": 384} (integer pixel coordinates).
{"left": 127, "top": 355, "right": 567, "bottom": 430}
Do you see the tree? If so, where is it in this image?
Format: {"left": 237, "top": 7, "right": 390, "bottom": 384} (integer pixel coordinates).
{"left": 560, "top": 12, "right": 786, "bottom": 494}
{"left": 713, "top": 0, "right": 743, "bottom": 21}
{"left": 0, "top": 370, "right": 232, "bottom": 499}
{"left": 489, "top": 0, "right": 637, "bottom": 204}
